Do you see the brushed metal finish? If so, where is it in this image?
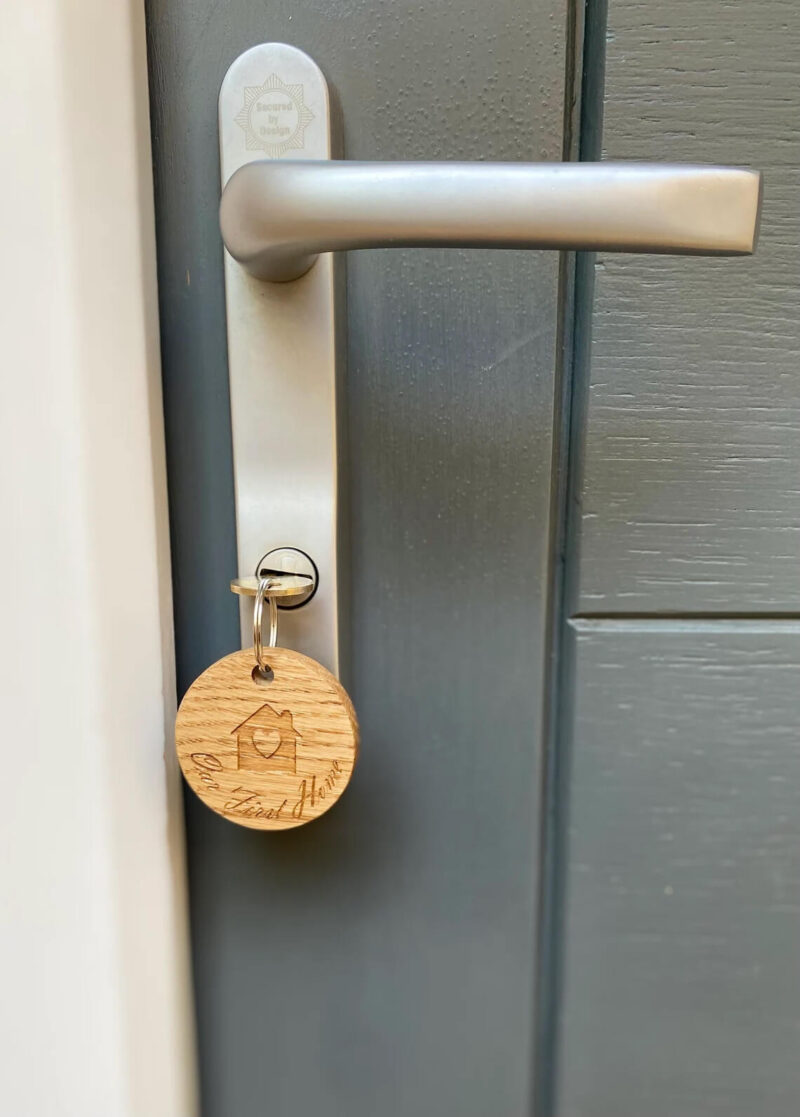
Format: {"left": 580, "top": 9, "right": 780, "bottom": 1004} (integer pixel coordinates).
{"left": 220, "top": 160, "right": 763, "bottom": 281}
{"left": 230, "top": 574, "right": 314, "bottom": 598}
{"left": 219, "top": 43, "right": 342, "bottom": 674}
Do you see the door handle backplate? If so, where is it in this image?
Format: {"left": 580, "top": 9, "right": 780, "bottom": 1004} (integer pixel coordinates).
{"left": 220, "top": 43, "right": 342, "bottom": 673}
{"left": 218, "top": 42, "right": 761, "bottom": 675}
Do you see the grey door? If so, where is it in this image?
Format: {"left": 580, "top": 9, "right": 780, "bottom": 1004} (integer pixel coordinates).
{"left": 146, "top": 1, "right": 800, "bottom": 1115}
{"left": 555, "top": 5, "right": 800, "bottom": 1114}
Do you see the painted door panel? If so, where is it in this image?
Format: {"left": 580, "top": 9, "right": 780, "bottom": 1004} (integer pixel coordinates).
{"left": 573, "top": 0, "right": 800, "bottom": 613}
{"left": 146, "top": 0, "right": 800, "bottom": 1113}
{"left": 557, "top": 626, "right": 800, "bottom": 1116}
{"left": 554, "top": 2, "right": 800, "bottom": 1113}
{"left": 147, "top": 1, "right": 568, "bottom": 1113}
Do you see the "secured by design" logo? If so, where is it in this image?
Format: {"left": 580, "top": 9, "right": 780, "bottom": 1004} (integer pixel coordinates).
{"left": 235, "top": 73, "right": 314, "bottom": 156}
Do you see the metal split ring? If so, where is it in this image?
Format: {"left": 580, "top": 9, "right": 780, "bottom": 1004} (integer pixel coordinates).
{"left": 229, "top": 570, "right": 314, "bottom": 673}
{"left": 253, "top": 576, "right": 279, "bottom": 670}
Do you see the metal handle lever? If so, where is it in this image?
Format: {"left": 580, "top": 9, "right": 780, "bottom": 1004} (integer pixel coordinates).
{"left": 218, "top": 42, "right": 764, "bottom": 676}
{"left": 220, "top": 161, "right": 762, "bottom": 282}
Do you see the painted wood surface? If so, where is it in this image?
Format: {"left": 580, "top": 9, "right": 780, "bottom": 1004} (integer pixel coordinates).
{"left": 557, "top": 624, "right": 800, "bottom": 1116}
{"left": 148, "top": 0, "right": 799, "bottom": 1112}
{"left": 146, "top": 1, "right": 570, "bottom": 1113}
{"left": 555, "top": 2, "right": 800, "bottom": 1113}
{"left": 572, "top": 0, "right": 800, "bottom": 612}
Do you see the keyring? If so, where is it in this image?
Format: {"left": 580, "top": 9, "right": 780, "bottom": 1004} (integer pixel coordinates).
{"left": 177, "top": 562, "right": 359, "bottom": 831}
{"left": 230, "top": 572, "right": 314, "bottom": 674}
{"left": 253, "top": 576, "right": 279, "bottom": 670}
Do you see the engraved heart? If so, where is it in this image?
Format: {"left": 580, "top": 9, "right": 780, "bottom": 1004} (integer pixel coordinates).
{"left": 252, "top": 726, "right": 282, "bottom": 760}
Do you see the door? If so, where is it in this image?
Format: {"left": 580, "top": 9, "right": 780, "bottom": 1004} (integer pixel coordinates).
{"left": 145, "top": 2, "right": 800, "bottom": 1116}
{"left": 555, "top": 5, "right": 800, "bottom": 1114}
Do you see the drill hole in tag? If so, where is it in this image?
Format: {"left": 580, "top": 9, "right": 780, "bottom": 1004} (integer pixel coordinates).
{"left": 251, "top": 663, "right": 274, "bottom": 685}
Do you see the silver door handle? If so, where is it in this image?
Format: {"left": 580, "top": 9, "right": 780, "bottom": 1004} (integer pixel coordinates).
{"left": 220, "top": 161, "right": 762, "bottom": 281}
{"left": 219, "top": 42, "right": 764, "bottom": 677}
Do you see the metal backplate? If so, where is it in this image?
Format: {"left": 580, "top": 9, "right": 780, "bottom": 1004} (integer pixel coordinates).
{"left": 219, "top": 44, "right": 341, "bottom": 674}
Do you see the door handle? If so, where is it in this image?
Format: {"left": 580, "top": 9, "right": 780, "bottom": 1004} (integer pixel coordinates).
{"left": 218, "top": 42, "right": 762, "bottom": 677}
{"left": 220, "top": 161, "right": 762, "bottom": 281}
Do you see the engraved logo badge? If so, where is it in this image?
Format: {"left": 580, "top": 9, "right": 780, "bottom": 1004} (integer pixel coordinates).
{"left": 235, "top": 73, "right": 314, "bottom": 156}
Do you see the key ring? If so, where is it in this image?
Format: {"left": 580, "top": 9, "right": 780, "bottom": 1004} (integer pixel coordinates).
{"left": 253, "top": 576, "right": 279, "bottom": 670}
{"left": 177, "top": 563, "right": 359, "bottom": 831}
{"left": 229, "top": 572, "right": 315, "bottom": 675}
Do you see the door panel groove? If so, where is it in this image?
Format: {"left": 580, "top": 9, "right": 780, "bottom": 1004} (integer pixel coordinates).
{"left": 571, "top": 614, "right": 800, "bottom": 631}
{"left": 533, "top": 2, "right": 610, "bottom": 1115}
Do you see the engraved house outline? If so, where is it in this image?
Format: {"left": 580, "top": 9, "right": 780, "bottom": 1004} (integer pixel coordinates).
{"left": 232, "top": 703, "right": 299, "bottom": 775}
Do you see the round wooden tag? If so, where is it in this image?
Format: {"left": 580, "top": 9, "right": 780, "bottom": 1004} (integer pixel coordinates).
{"left": 176, "top": 647, "right": 358, "bottom": 830}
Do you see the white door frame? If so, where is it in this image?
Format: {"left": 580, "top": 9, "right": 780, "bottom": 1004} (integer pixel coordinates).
{"left": 0, "top": 2, "right": 197, "bottom": 1113}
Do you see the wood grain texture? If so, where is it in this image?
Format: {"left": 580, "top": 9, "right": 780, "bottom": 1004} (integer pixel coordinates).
{"left": 176, "top": 648, "right": 358, "bottom": 829}
{"left": 572, "top": 0, "right": 800, "bottom": 612}
{"left": 556, "top": 624, "right": 800, "bottom": 1116}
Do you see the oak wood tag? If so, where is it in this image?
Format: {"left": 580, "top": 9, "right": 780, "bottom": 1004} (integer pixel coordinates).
{"left": 176, "top": 647, "right": 358, "bottom": 830}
